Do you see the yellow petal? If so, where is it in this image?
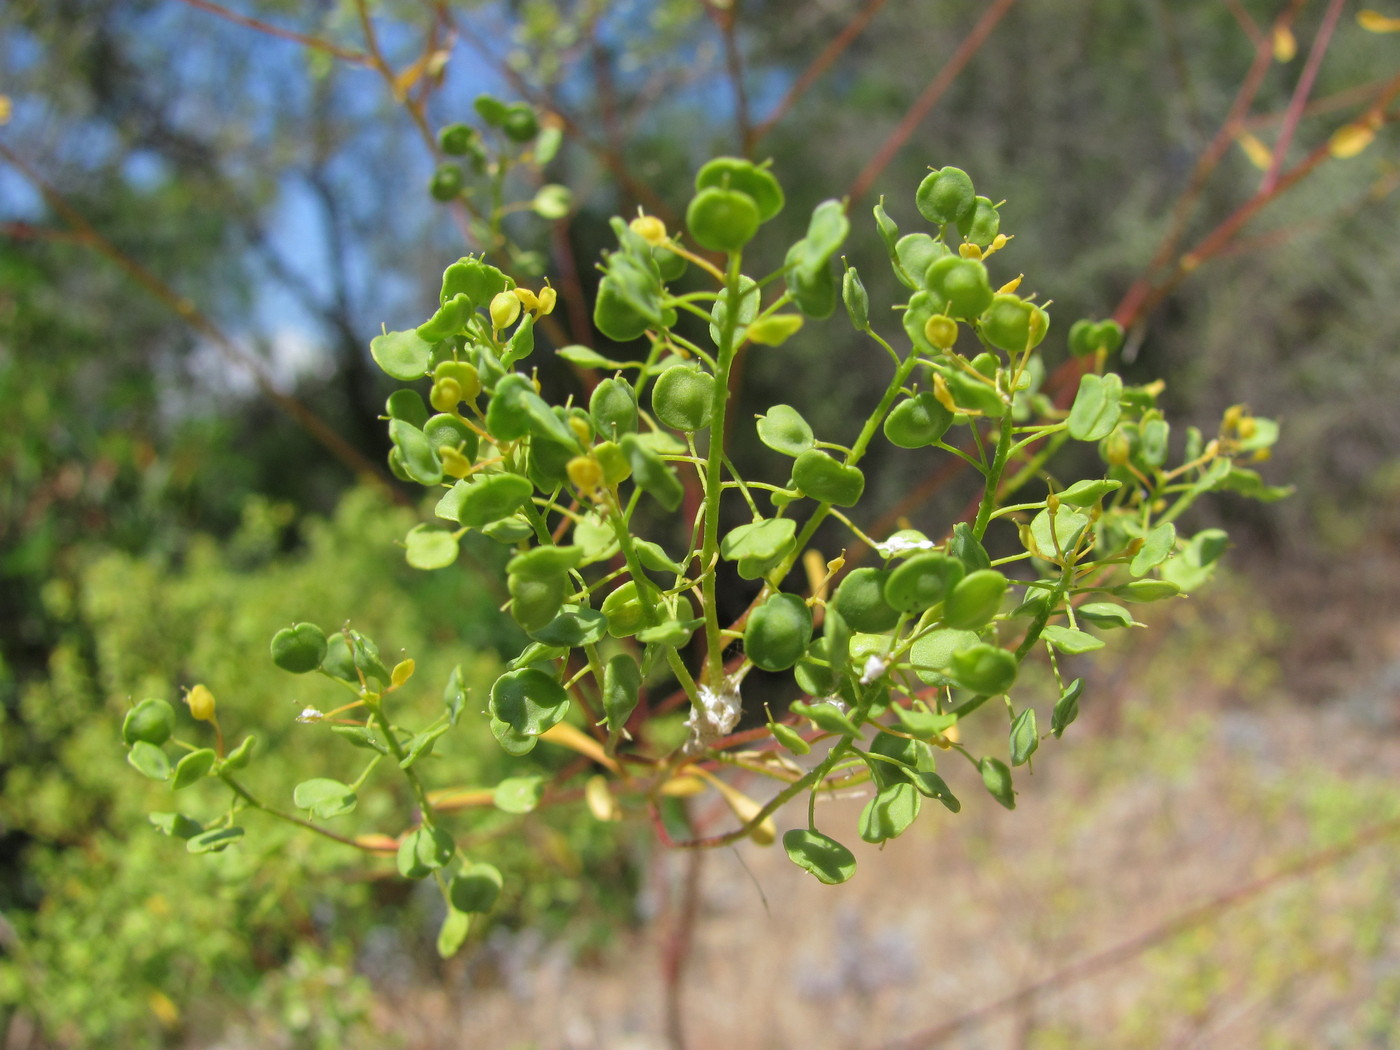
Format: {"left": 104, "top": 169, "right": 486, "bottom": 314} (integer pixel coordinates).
{"left": 693, "top": 768, "right": 777, "bottom": 845}
{"left": 390, "top": 658, "right": 415, "bottom": 688}
{"left": 0, "top": 96, "right": 11, "bottom": 126}
{"left": 1272, "top": 26, "right": 1297, "bottom": 62}
{"left": 1329, "top": 123, "right": 1376, "bottom": 159}
{"left": 585, "top": 774, "right": 620, "bottom": 822}
{"left": 1358, "top": 9, "right": 1400, "bottom": 32}
{"left": 1237, "top": 131, "right": 1274, "bottom": 171}
{"left": 540, "top": 721, "right": 619, "bottom": 772}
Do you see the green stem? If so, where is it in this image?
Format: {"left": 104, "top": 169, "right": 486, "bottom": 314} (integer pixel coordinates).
{"left": 698, "top": 253, "right": 745, "bottom": 686}
{"left": 217, "top": 773, "right": 379, "bottom": 851}
{"left": 972, "top": 415, "right": 1015, "bottom": 541}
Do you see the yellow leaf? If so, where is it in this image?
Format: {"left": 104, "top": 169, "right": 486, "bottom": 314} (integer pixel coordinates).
{"left": 390, "top": 658, "right": 415, "bottom": 688}
{"left": 540, "top": 721, "right": 619, "bottom": 772}
{"left": 693, "top": 768, "right": 777, "bottom": 846}
{"left": 148, "top": 991, "right": 180, "bottom": 1028}
{"left": 1358, "top": 9, "right": 1400, "bottom": 32}
{"left": 391, "top": 53, "right": 430, "bottom": 101}
{"left": 186, "top": 683, "right": 216, "bottom": 722}
{"left": 585, "top": 774, "right": 620, "bottom": 822}
{"left": 1237, "top": 131, "right": 1274, "bottom": 171}
{"left": 1329, "top": 123, "right": 1376, "bottom": 159}
{"left": 658, "top": 774, "right": 706, "bottom": 797}
{"left": 1272, "top": 25, "right": 1297, "bottom": 62}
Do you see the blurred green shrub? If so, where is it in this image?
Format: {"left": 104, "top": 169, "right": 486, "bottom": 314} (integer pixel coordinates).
{"left": 0, "top": 487, "right": 630, "bottom": 1045}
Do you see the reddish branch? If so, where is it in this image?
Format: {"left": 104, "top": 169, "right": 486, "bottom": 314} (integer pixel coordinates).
{"left": 846, "top": 0, "right": 1020, "bottom": 207}
{"left": 172, "top": 0, "right": 371, "bottom": 64}
{"left": 0, "top": 140, "right": 399, "bottom": 500}
{"left": 751, "top": 0, "right": 889, "bottom": 145}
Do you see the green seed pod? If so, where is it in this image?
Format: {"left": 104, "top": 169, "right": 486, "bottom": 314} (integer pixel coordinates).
{"left": 430, "top": 378, "right": 462, "bottom": 414}
{"left": 434, "top": 360, "right": 481, "bottom": 400}
{"left": 601, "top": 580, "right": 645, "bottom": 638}
{"left": 784, "top": 242, "right": 838, "bottom": 319}
{"left": 769, "top": 720, "right": 812, "bottom": 756}
{"left": 654, "top": 245, "right": 688, "bottom": 283}
{"left": 956, "top": 195, "right": 1001, "bottom": 248}
{"left": 895, "top": 233, "right": 949, "bottom": 290}
{"left": 948, "top": 643, "right": 1018, "bottom": 696}
{"left": 883, "top": 393, "right": 953, "bottom": 448}
{"left": 695, "top": 157, "right": 785, "bottom": 222}
{"left": 429, "top": 164, "right": 465, "bottom": 202}
{"left": 791, "top": 449, "right": 865, "bottom": 506}
{"left": 507, "top": 545, "right": 584, "bottom": 580}
{"left": 970, "top": 351, "right": 999, "bottom": 378}
{"left": 417, "top": 294, "right": 472, "bottom": 342}
{"left": 455, "top": 473, "right": 535, "bottom": 528}
{"left": 509, "top": 572, "right": 567, "bottom": 634}
{"left": 686, "top": 186, "right": 761, "bottom": 253}
{"left": 925, "top": 255, "right": 994, "bottom": 319}
{"left": 423, "top": 413, "right": 479, "bottom": 465}
{"left": 389, "top": 419, "right": 444, "bottom": 485}
{"left": 916, "top": 166, "right": 976, "bottom": 226}
{"left": 744, "top": 593, "right": 813, "bottom": 672}
{"left": 501, "top": 103, "right": 540, "bottom": 142}
{"left": 387, "top": 389, "right": 430, "bottom": 428}
{"left": 942, "top": 569, "right": 1008, "bottom": 629}
{"left": 122, "top": 698, "right": 176, "bottom": 747}
{"left": 651, "top": 365, "right": 715, "bottom": 431}
{"left": 842, "top": 263, "right": 869, "bottom": 331}
{"left": 832, "top": 567, "right": 900, "bottom": 634}
{"left": 270, "top": 623, "right": 329, "bottom": 674}
{"left": 438, "top": 123, "right": 478, "bottom": 156}
{"left": 979, "top": 294, "right": 1049, "bottom": 353}
{"left": 592, "top": 440, "right": 631, "bottom": 486}
{"left": 602, "top": 654, "right": 642, "bottom": 732}
{"left": 619, "top": 433, "right": 684, "bottom": 511}
{"left": 923, "top": 314, "right": 959, "bottom": 350}
{"left": 593, "top": 276, "right": 652, "bottom": 343}
{"left": 1092, "top": 320, "right": 1124, "bottom": 354}
{"left": 883, "top": 553, "right": 966, "bottom": 613}
{"left": 589, "top": 377, "right": 638, "bottom": 438}
{"left": 942, "top": 368, "right": 1006, "bottom": 418}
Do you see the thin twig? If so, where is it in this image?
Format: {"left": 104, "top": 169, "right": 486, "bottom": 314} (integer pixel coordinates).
{"left": 172, "top": 0, "right": 371, "bottom": 65}
{"left": 751, "top": 0, "right": 888, "bottom": 145}
{"left": 0, "top": 140, "right": 399, "bottom": 498}
{"left": 872, "top": 813, "right": 1400, "bottom": 1049}
{"left": 706, "top": 2, "right": 753, "bottom": 155}
{"left": 846, "top": 0, "right": 1019, "bottom": 207}
{"left": 1262, "top": 0, "right": 1347, "bottom": 193}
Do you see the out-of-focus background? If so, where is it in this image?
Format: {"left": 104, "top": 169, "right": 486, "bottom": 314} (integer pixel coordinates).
{"left": 3, "top": 1, "right": 1399, "bottom": 1047}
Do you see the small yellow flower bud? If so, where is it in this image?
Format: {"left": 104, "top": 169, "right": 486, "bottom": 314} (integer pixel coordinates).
{"left": 997, "top": 274, "right": 1024, "bottom": 295}
{"left": 1103, "top": 429, "right": 1131, "bottom": 466}
{"left": 1237, "top": 416, "right": 1258, "bottom": 440}
{"left": 430, "top": 377, "right": 462, "bottom": 413}
{"left": 629, "top": 214, "right": 668, "bottom": 246}
{"left": 536, "top": 286, "right": 558, "bottom": 315}
{"left": 513, "top": 286, "right": 540, "bottom": 312}
{"left": 567, "top": 455, "right": 604, "bottom": 490}
{"left": 186, "top": 684, "right": 216, "bottom": 722}
{"left": 489, "top": 290, "right": 521, "bottom": 331}
{"left": 568, "top": 416, "right": 592, "bottom": 445}
{"left": 440, "top": 445, "right": 473, "bottom": 478}
{"left": 923, "top": 314, "right": 959, "bottom": 350}
{"left": 390, "top": 659, "right": 415, "bottom": 688}
{"left": 958, "top": 242, "right": 983, "bottom": 260}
